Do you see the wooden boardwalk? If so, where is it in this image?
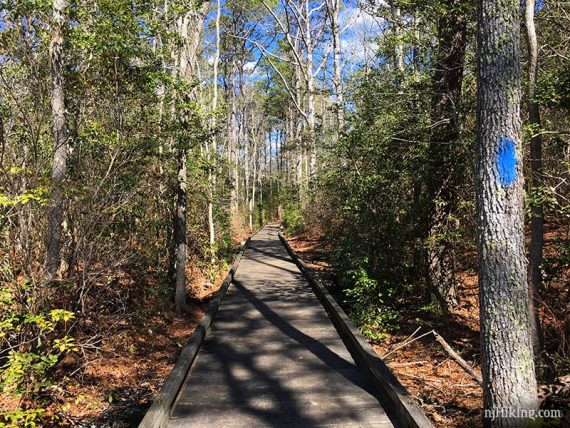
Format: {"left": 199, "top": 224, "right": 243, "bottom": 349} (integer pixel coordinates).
{"left": 168, "top": 225, "right": 397, "bottom": 427}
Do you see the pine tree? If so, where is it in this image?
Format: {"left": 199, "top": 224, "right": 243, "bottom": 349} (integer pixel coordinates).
{"left": 476, "top": 0, "right": 539, "bottom": 424}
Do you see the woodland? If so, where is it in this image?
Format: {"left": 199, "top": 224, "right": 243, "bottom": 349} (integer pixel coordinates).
{"left": 0, "top": 0, "right": 569, "bottom": 426}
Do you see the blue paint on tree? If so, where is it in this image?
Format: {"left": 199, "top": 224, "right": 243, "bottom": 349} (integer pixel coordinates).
{"left": 496, "top": 138, "right": 518, "bottom": 186}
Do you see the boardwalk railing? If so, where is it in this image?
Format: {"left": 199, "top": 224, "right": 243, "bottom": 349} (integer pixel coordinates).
{"left": 138, "top": 239, "right": 250, "bottom": 428}
{"left": 279, "top": 231, "right": 433, "bottom": 428}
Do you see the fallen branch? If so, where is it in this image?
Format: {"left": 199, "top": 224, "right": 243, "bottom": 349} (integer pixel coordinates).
{"left": 433, "top": 331, "right": 482, "bottom": 385}
{"left": 390, "top": 360, "right": 429, "bottom": 367}
{"left": 381, "top": 328, "right": 435, "bottom": 360}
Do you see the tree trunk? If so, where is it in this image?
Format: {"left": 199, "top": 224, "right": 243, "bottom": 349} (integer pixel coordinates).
{"left": 294, "top": 60, "right": 304, "bottom": 193}
{"left": 476, "top": 0, "right": 539, "bottom": 424}
{"left": 46, "top": 0, "right": 69, "bottom": 283}
{"left": 205, "top": 0, "right": 220, "bottom": 264}
{"left": 330, "top": 0, "right": 344, "bottom": 132}
{"left": 229, "top": 59, "right": 239, "bottom": 218}
{"left": 245, "top": 131, "right": 250, "bottom": 208}
{"left": 174, "top": 146, "right": 187, "bottom": 313}
{"left": 524, "top": 0, "right": 544, "bottom": 357}
{"left": 172, "top": 7, "right": 206, "bottom": 312}
{"left": 173, "top": 14, "right": 188, "bottom": 314}
{"left": 207, "top": 0, "right": 222, "bottom": 264}
{"left": 390, "top": 0, "right": 404, "bottom": 74}
{"left": 305, "top": 0, "right": 317, "bottom": 181}
{"left": 249, "top": 138, "right": 257, "bottom": 231}
{"left": 427, "top": 0, "right": 467, "bottom": 309}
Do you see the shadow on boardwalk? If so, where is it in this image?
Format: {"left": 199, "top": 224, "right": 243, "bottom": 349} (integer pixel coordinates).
{"left": 168, "top": 225, "right": 396, "bottom": 427}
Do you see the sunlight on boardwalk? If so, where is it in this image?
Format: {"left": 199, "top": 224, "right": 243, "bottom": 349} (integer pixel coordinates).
{"left": 168, "top": 225, "right": 396, "bottom": 427}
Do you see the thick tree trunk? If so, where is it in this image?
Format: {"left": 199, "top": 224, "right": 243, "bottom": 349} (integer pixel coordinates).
{"left": 476, "top": 0, "right": 539, "bottom": 425}
{"left": 427, "top": 0, "right": 467, "bottom": 309}
{"left": 525, "top": 0, "right": 544, "bottom": 357}
{"left": 46, "top": 0, "right": 69, "bottom": 283}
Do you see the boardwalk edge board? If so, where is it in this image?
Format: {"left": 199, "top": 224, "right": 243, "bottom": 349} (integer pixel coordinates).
{"left": 279, "top": 231, "right": 433, "bottom": 428}
{"left": 138, "top": 231, "right": 258, "bottom": 428}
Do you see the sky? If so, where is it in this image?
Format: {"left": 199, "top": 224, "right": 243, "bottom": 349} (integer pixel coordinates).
{"left": 201, "top": 0, "right": 387, "bottom": 85}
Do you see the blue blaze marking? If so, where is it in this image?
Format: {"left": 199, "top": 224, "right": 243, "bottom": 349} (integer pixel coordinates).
{"left": 496, "top": 138, "right": 518, "bottom": 186}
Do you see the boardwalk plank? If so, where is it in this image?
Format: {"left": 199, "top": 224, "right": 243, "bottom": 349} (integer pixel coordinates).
{"left": 167, "top": 225, "right": 396, "bottom": 427}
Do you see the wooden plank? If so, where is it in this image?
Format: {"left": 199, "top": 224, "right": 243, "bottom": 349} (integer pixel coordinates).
{"left": 170, "top": 395, "right": 393, "bottom": 427}
{"left": 176, "top": 364, "right": 372, "bottom": 391}
{"left": 168, "top": 412, "right": 393, "bottom": 428}
{"left": 198, "top": 336, "right": 353, "bottom": 356}
{"left": 279, "top": 231, "right": 433, "bottom": 428}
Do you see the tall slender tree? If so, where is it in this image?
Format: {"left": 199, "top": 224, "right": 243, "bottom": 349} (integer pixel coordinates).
{"left": 46, "top": 0, "right": 70, "bottom": 283}
{"left": 328, "top": 0, "right": 344, "bottom": 131}
{"left": 389, "top": 0, "right": 404, "bottom": 74}
{"left": 476, "top": 0, "right": 538, "bottom": 424}
{"left": 524, "top": 0, "right": 544, "bottom": 357}
{"left": 173, "top": 6, "right": 208, "bottom": 313}
{"left": 207, "top": 0, "right": 223, "bottom": 264}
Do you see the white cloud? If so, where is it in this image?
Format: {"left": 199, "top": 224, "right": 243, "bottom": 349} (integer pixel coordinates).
{"left": 244, "top": 61, "right": 257, "bottom": 72}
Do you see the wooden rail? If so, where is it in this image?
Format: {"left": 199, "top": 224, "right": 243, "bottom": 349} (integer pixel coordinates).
{"left": 279, "top": 231, "right": 433, "bottom": 428}
{"left": 138, "top": 239, "right": 251, "bottom": 428}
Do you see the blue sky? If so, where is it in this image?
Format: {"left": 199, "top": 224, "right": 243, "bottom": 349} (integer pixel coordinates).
{"left": 200, "top": 0, "right": 386, "bottom": 89}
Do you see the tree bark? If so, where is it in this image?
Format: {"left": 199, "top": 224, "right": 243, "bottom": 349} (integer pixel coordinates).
{"left": 249, "top": 136, "right": 257, "bottom": 231}
{"left": 389, "top": 0, "right": 404, "bottom": 74}
{"left": 329, "top": 0, "right": 344, "bottom": 131}
{"left": 427, "top": 0, "right": 467, "bottom": 309}
{"left": 174, "top": 146, "right": 187, "bottom": 313}
{"left": 207, "top": 0, "right": 222, "bottom": 264}
{"left": 172, "top": 8, "right": 206, "bottom": 312}
{"left": 229, "top": 59, "right": 240, "bottom": 218}
{"left": 304, "top": 0, "right": 317, "bottom": 181}
{"left": 476, "top": 0, "right": 539, "bottom": 424}
{"left": 294, "top": 58, "right": 304, "bottom": 193}
{"left": 524, "top": 0, "right": 544, "bottom": 357}
{"left": 46, "top": 0, "right": 69, "bottom": 283}
{"left": 173, "top": 13, "right": 188, "bottom": 314}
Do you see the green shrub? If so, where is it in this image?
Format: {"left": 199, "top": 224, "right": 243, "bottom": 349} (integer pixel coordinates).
{"left": 282, "top": 203, "right": 304, "bottom": 233}
{"left": 339, "top": 265, "right": 399, "bottom": 342}
{"left": 0, "top": 281, "right": 77, "bottom": 427}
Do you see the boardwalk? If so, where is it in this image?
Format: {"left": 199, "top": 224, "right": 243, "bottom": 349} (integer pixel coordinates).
{"left": 168, "top": 225, "right": 396, "bottom": 427}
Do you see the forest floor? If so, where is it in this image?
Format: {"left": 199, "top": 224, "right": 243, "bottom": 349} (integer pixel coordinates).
{"left": 287, "top": 222, "right": 569, "bottom": 428}
{"left": 0, "top": 235, "right": 251, "bottom": 427}
{"left": 55, "top": 265, "right": 225, "bottom": 427}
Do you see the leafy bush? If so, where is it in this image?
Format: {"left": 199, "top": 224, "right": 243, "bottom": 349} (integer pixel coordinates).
{"left": 0, "top": 279, "right": 77, "bottom": 427}
{"left": 337, "top": 263, "right": 399, "bottom": 342}
{"left": 282, "top": 202, "right": 304, "bottom": 233}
